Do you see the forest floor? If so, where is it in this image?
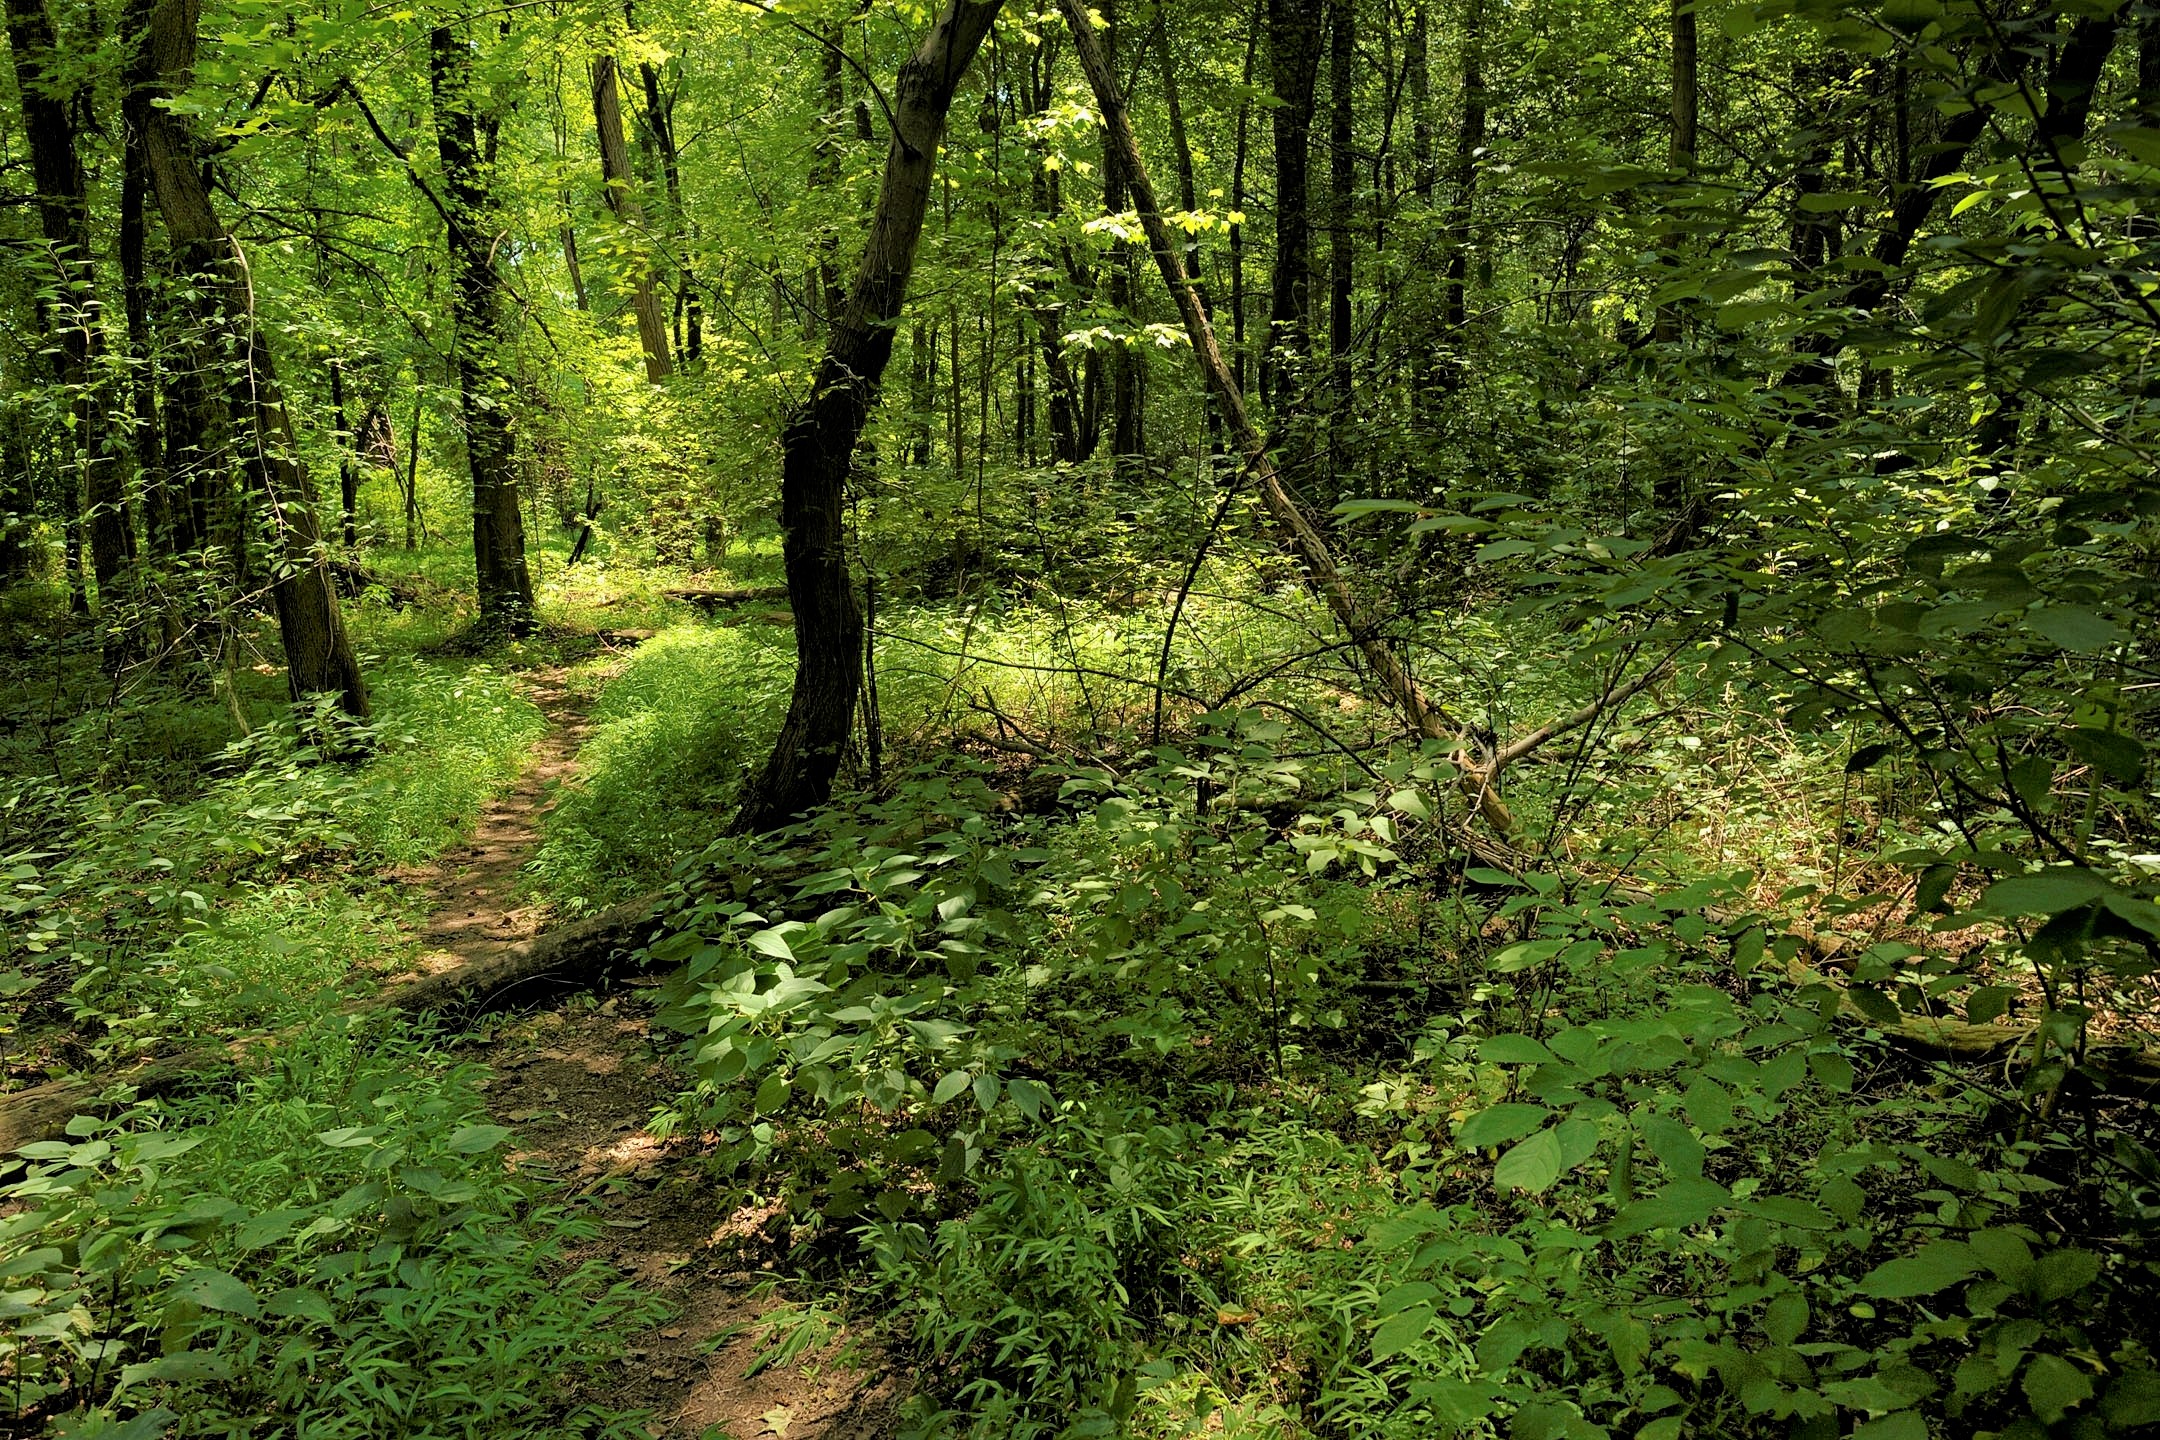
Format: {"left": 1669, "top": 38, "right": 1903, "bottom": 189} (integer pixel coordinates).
{"left": 390, "top": 651, "right": 901, "bottom": 1440}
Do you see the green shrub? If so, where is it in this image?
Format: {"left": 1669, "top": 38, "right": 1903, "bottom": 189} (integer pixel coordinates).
{"left": 529, "top": 623, "right": 790, "bottom": 912}
{"left": 0, "top": 1017, "right": 661, "bottom": 1437}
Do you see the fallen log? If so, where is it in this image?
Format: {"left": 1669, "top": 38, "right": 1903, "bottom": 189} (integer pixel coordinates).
{"left": 327, "top": 559, "right": 422, "bottom": 608}
{"left": 0, "top": 893, "right": 665, "bottom": 1155}
{"left": 665, "top": 585, "right": 789, "bottom": 610}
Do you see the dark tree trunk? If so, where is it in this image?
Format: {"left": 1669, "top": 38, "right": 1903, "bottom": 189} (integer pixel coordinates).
{"left": 1325, "top": 0, "right": 1356, "bottom": 492}
{"left": 430, "top": 19, "right": 536, "bottom": 635}
{"left": 1264, "top": 0, "right": 1322, "bottom": 406}
{"left": 733, "top": 0, "right": 1005, "bottom": 833}
{"left": 119, "top": 60, "right": 172, "bottom": 561}
{"left": 1408, "top": 2, "right": 1434, "bottom": 205}
{"left": 6, "top": 0, "right": 131, "bottom": 612}
{"left": 0, "top": 408, "right": 30, "bottom": 581}
{"left": 331, "top": 360, "right": 360, "bottom": 549}
{"left": 133, "top": 0, "right": 369, "bottom": 718}
{"left": 1435, "top": 0, "right": 1486, "bottom": 393}
{"left": 1229, "top": 4, "right": 1258, "bottom": 395}
{"left": 1970, "top": 11, "right": 2121, "bottom": 458}
{"left": 636, "top": 54, "right": 701, "bottom": 363}
{"left": 593, "top": 54, "right": 674, "bottom": 380}
{"left": 1102, "top": 0, "right": 1146, "bottom": 484}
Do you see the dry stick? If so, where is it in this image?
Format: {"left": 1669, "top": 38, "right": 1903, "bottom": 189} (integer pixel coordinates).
{"left": 1053, "top": 0, "right": 1518, "bottom": 832}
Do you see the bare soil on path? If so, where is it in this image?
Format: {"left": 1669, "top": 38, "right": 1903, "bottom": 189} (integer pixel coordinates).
{"left": 391, "top": 650, "right": 899, "bottom": 1440}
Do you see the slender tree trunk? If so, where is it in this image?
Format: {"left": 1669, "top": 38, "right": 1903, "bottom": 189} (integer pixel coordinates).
{"left": 133, "top": 0, "right": 368, "bottom": 717}
{"left": 118, "top": 65, "right": 173, "bottom": 562}
{"left": 1326, "top": 0, "right": 1356, "bottom": 493}
{"left": 402, "top": 389, "right": 423, "bottom": 551}
{"left": 1650, "top": 0, "right": 1697, "bottom": 349}
{"left": 1409, "top": 2, "right": 1434, "bottom": 205}
{"left": 1264, "top": 0, "right": 1322, "bottom": 406}
{"left": 1230, "top": 6, "right": 1258, "bottom": 396}
{"left": 636, "top": 55, "right": 700, "bottom": 363}
{"left": 593, "top": 54, "right": 674, "bottom": 381}
{"left": 1435, "top": 0, "right": 1485, "bottom": 393}
{"left": 7, "top": 0, "right": 131, "bottom": 612}
{"left": 1055, "top": 0, "right": 1516, "bottom": 834}
{"left": 331, "top": 360, "right": 361, "bottom": 549}
{"left": 431, "top": 19, "right": 536, "bottom": 635}
{"left": 1101, "top": 0, "right": 1146, "bottom": 485}
{"left": 734, "top": 0, "right": 1005, "bottom": 833}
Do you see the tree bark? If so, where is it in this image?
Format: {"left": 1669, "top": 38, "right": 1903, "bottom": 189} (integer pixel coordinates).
{"left": 733, "top": 0, "right": 1005, "bottom": 833}
{"left": 431, "top": 19, "right": 537, "bottom": 635}
{"left": 1263, "top": 0, "right": 1322, "bottom": 407}
{"left": 1435, "top": 0, "right": 1485, "bottom": 393}
{"left": 1650, "top": 0, "right": 1696, "bottom": 355}
{"left": 331, "top": 360, "right": 360, "bottom": 549}
{"left": 1102, "top": 0, "right": 1146, "bottom": 484}
{"left": 593, "top": 53, "right": 674, "bottom": 381}
{"left": 131, "top": 0, "right": 369, "bottom": 718}
{"left": 1325, "top": 0, "right": 1356, "bottom": 492}
{"left": 6, "top": 0, "right": 132, "bottom": 613}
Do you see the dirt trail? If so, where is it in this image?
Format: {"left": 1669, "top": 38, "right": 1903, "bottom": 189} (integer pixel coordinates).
{"left": 393, "top": 652, "right": 899, "bottom": 1440}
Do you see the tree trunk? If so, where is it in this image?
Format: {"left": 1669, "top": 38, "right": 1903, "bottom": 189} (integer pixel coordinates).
{"left": 6, "top": 0, "right": 131, "bottom": 614}
{"left": 733, "top": 0, "right": 1005, "bottom": 834}
{"left": 1264, "top": 0, "right": 1322, "bottom": 407}
{"left": 1325, "top": 0, "right": 1356, "bottom": 493}
{"left": 119, "top": 59, "right": 172, "bottom": 562}
{"left": 1102, "top": 0, "right": 1146, "bottom": 484}
{"left": 1435, "top": 0, "right": 1486, "bottom": 393}
{"left": 132, "top": 0, "right": 369, "bottom": 718}
{"left": 1054, "top": 0, "right": 1518, "bottom": 836}
{"left": 593, "top": 54, "right": 674, "bottom": 381}
{"left": 1408, "top": 2, "right": 1434, "bottom": 206}
{"left": 431, "top": 19, "right": 536, "bottom": 635}
{"left": 636, "top": 54, "right": 701, "bottom": 364}
{"left": 1650, "top": 0, "right": 1697, "bottom": 351}
{"left": 331, "top": 360, "right": 360, "bottom": 550}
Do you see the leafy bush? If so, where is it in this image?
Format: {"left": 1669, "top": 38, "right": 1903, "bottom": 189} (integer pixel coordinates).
{"left": 0, "top": 1018, "right": 660, "bottom": 1437}
{"left": 528, "top": 623, "right": 790, "bottom": 911}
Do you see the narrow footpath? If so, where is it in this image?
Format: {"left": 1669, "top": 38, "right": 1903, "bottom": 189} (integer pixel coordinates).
{"left": 390, "top": 646, "right": 898, "bottom": 1440}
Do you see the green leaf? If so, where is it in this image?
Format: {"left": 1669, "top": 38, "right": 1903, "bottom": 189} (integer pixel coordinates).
{"left": 446, "top": 1124, "right": 512, "bottom": 1155}
{"left": 972, "top": 1072, "right": 1001, "bottom": 1112}
{"left": 1856, "top": 1241, "right": 1981, "bottom": 1299}
{"left": 174, "top": 1267, "right": 260, "bottom": 1319}
{"left": 1456, "top": 1103, "right": 1551, "bottom": 1149}
{"left": 932, "top": 1070, "right": 971, "bottom": 1105}
{"left": 1852, "top": 1413, "right": 1926, "bottom": 1440}
{"left": 753, "top": 1073, "right": 790, "bottom": 1114}
{"left": 2023, "top": 1353, "right": 2094, "bottom": 1422}
{"left": 1985, "top": 868, "right": 2106, "bottom": 915}
{"left": 1493, "top": 1128, "right": 1564, "bottom": 1193}
{"left": 748, "top": 927, "right": 795, "bottom": 960}
{"left": 1371, "top": 1303, "right": 1434, "bottom": 1359}
{"left": 1480, "top": 1034, "right": 1556, "bottom": 1066}
{"left": 2065, "top": 728, "right": 2145, "bottom": 784}
{"left": 263, "top": 1287, "right": 337, "bottom": 1325}
{"left": 1762, "top": 1291, "right": 1809, "bottom": 1347}
{"left": 2026, "top": 604, "right": 2127, "bottom": 653}
{"left": 2029, "top": 1247, "right": 2100, "bottom": 1302}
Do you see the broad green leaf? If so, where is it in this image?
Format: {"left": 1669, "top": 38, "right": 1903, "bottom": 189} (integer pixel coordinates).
{"left": 446, "top": 1124, "right": 511, "bottom": 1155}
{"left": 1371, "top": 1303, "right": 1433, "bottom": 1359}
{"left": 2026, "top": 605, "right": 2127, "bottom": 653}
{"left": 1856, "top": 1241, "right": 1981, "bottom": 1298}
{"left": 1456, "top": 1103, "right": 1550, "bottom": 1149}
{"left": 174, "top": 1268, "right": 260, "bottom": 1319}
{"left": 1493, "top": 1127, "right": 1564, "bottom": 1193}
{"left": 1985, "top": 868, "right": 2106, "bottom": 915}
{"left": 932, "top": 1070, "right": 971, "bottom": 1105}
{"left": 1480, "top": 1034, "right": 1556, "bottom": 1066}
{"left": 2023, "top": 1353, "right": 2094, "bottom": 1422}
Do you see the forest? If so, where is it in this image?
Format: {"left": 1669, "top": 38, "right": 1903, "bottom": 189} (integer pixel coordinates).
{"left": 0, "top": 0, "right": 2155, "bottom": 1434}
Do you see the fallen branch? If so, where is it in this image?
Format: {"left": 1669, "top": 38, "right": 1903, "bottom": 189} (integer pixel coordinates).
{"left": 326, "top": 559, "right": 421, "bottom": 608}
{"left": 665, "top": 585, "right": 791, "bottom": 610}
{"left": 0, "top": 893, "right": 665, "bottom": 1154}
